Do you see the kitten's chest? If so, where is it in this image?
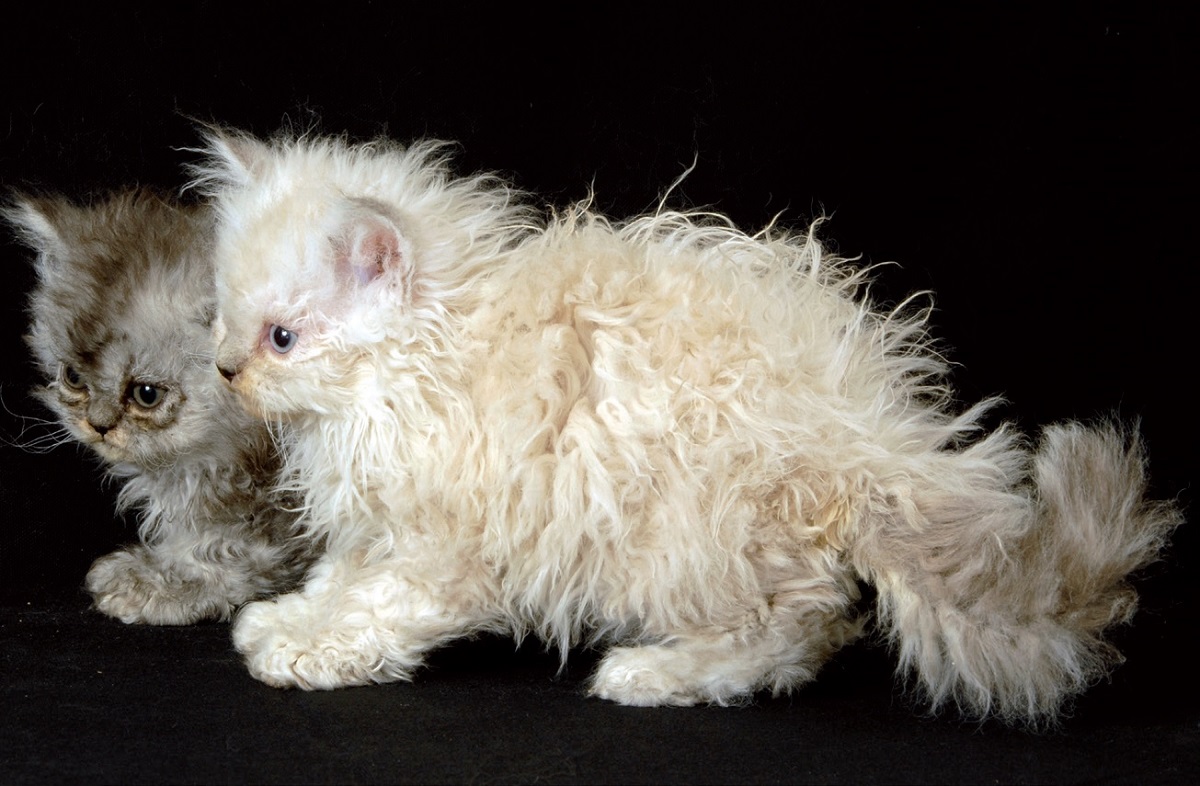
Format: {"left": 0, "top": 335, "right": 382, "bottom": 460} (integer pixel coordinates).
{"left": 290, "top": 390, "right": 478, "bottom": 529}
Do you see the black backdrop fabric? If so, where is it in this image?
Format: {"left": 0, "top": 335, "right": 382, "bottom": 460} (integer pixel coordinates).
{"left": 1, "top": 5, "right": 1196, "bottom": 784}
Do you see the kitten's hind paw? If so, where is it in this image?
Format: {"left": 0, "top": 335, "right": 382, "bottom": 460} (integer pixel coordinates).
{"left": 590, "top": 645, "right": 706, "bottom": 707}
{"left": 591, "top": 636, "right": 805, "bottom": 707}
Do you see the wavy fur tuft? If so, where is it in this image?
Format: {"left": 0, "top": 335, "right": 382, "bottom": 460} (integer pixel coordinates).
{"left": 858, "top": 420, "right": 1179, "bottom": 724}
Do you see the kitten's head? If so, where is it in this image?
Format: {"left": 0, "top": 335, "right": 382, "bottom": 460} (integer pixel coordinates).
{"left": 6, "top": 188, "right": 235, "bottom": 468}
{"left": 192, "top": 128, "right": 530, "bottom": 419}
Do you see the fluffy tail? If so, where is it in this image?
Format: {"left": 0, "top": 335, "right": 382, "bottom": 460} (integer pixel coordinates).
{"left": 855, "top": 421, "right": 1181, "bottom": 725}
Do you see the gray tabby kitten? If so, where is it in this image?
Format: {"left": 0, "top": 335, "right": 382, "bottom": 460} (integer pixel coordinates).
{"left": 6, "top": 188, "right": 314, "bottom": 624}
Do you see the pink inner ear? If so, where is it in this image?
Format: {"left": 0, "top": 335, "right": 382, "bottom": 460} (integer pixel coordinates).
{"left": 340, "top": 218, "right": 405, "bottom": 288}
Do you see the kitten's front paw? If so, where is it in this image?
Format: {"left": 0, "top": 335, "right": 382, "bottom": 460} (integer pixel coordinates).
{"left": 86, "top": 548, "right": 231, "bottom": 625}
{"left": 233, "top": 596, "right": 413, "bottom": 690}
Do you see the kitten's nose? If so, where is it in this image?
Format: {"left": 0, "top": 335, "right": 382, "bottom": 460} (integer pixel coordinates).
{"left": 86, "top": 401, "right": 120, "bottom": 437}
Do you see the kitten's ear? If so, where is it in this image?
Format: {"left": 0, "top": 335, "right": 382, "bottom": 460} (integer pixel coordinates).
{"left": 188, "top": 127, "right": 272, "bottom": 193}
{"left": 1, "top": 195, "right": 72, "bottom": 275}
{"left": 333, "top": 200, "right": 415, "bottom": 294}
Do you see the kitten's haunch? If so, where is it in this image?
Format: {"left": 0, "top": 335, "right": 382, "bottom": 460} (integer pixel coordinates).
{"left": 190, "top": 128, "right": 1179, "bottom": 725}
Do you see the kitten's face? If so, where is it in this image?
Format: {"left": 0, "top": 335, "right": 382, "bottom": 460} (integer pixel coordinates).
{"left": 213, "top": 189, "right": 413, "bottom": 420}
{"left": 198, "top": 130, "right": 511, "bottom": 421}
{"left": 12, "top": 190, "right": 235, "bottom": 468}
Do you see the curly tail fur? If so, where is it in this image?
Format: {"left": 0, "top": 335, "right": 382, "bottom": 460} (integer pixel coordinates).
{"left": 854, "top": 421, "right": 1181, "bottom": 726}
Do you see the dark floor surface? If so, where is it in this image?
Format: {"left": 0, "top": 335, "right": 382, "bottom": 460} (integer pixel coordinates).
{"left": 3, "top": 587, "right": 1197, "bottom": 785}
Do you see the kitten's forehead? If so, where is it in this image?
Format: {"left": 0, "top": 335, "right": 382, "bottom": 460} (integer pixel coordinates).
{"left": 214, "top": 188, "right": 340, "bottom": 322}
{"left": 45, "top": 306, "right": 207, "bottom": 374}
{"left": 39, "top": 250, "right": 210, "bottom": 327}
{"left": 30, "top": 258, "right": 214, "bottom": 383}
{"left": 27, "top": 193, "right": 213, "bottom": 315}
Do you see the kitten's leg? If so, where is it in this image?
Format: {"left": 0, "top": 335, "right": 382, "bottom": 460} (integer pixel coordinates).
{"left": 86, "top": 528, "right": 307, "bottom": 625}
{"left": 232, "top": 550, "right": 488, "bottom": 690}
{"left": 590, "top": 567, "right": 862, "bottom": 707}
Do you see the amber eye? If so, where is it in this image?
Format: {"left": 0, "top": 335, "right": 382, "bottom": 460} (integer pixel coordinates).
{"left": 129, "top": 383, "right": 164, "bottom": 409}
{"left": 61, "top": 366, "right": 86, "bottom": 391}
{"left": 268, "top": 325, "right": 298, "bottom": 354}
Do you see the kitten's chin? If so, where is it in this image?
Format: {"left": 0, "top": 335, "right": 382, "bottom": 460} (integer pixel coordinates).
{"left": 231, "top": 391, "right": 296, "bottom": 423}
{"left": 224, "top": 381, "right": 271, "bottom": 419}
{"left": 89, "top": 441, "right": 131, "bottom": 465}
{"left": 226, "top": 377, "right": 312, "bottom": 422}
{"left": 73, "top": 426, "right": 128, "bottom": 463}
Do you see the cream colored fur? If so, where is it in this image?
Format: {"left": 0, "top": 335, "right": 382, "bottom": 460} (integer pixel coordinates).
{"left": 195, "top": 129, "right": 1180, "bottom": 725}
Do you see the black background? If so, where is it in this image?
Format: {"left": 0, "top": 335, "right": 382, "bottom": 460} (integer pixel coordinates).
{"left": 1, "top": 4, "right": 1196, "bottom": 784}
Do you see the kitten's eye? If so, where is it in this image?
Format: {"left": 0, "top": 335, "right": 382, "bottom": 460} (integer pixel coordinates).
{"left": 61, "top": 366, "right": 86, "bottom": 391}
{"left": 129, "top": 383, "right": 164, "bottom": 409}
{"left": 268, "top": 325, "right": 298, "bottom": 354}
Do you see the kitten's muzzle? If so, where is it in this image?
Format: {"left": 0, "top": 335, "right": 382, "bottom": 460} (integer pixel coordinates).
{"left": 87, "top": 400, "right": 121, "bottom": 437}
{"left": 215, "top": 339, "right": 246, "bottom": 385}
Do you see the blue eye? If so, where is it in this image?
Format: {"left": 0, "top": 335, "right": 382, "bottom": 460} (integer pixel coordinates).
{"left": 130, "top": 383, "right": 164, "bottom": 409}
{"left": 269, "top": 325, "right": 298, "bottom": 354}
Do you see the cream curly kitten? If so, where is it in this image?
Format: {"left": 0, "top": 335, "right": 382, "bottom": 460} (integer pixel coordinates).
{"left": 195, "top": 129, "right": 1179, "bottom": 724}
